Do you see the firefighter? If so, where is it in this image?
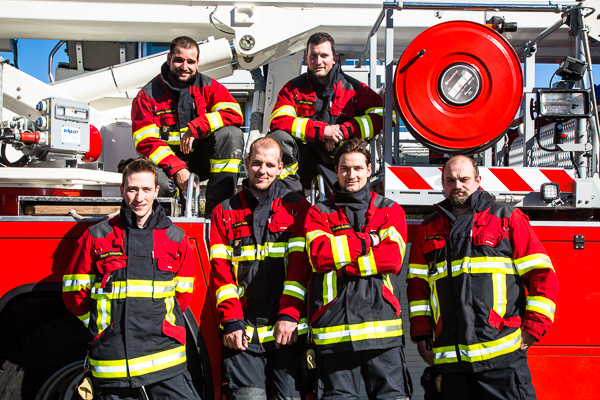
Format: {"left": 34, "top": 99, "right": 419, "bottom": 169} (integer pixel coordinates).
{"left": 268, "top": 32, "right": 386, "bottom": 192}
{"left": 407, "top": 155, "right": 559, "bottom": 400}
{"left": 304, "top": 139, "right": 412, "bottom": 400}
{"left": 62, "top": 158, "right": 200, "bottom": 399}
{"left": 210, "top": 137, "right": 311, "bottom": 400}
{"left": 131, "top": 36, "right": 244, "bottom": 216}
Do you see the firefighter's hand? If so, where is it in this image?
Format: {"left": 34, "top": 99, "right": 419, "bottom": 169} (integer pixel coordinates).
{"left": 370, "top": 233, "right": 380, "bottom": 246}
{"left": 520, "top": 331, "right": 536, "bottom": 350}
{"left": 417, "top": 338, "right": 434, "bottom": 366}
{"left": 323, "top": 125, "right": 343, "bottom": 143}
{"left": 325, "top": 139, "right": 337, "bottom": 152}
{"left": 174, "top": 168, "right": 197, "bottom": 192}
{"left": 181, "top": 130, "right": 195, "bottom": 154}
{"left": 223, "top": 330, "right": 248, "bottom": 351}
{"left": 273, "top": 320, "right": 298, "bottom": 349}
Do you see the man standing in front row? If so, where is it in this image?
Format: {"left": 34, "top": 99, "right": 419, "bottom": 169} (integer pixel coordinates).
{"left": 305, "top": 139, "right": 412, "bottom": 400}
{"left": 407, "top": 155, "right": 559, "bottom": 399}
{"left": 132, "top": 36, "right": 244, "bottom": 216}
{"left": 269, "top": 32, "right": 386, "bottom": 192}
{"left": 63, "top": 158, "right": 200, "bottom": 399}
{"left": 210, "top": 137, "right": 311, "bottom": 400}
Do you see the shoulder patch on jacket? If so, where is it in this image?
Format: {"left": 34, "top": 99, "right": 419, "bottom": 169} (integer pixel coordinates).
{"left": 488, "top": 202, "right": 516, "bottom": 219}
{"left": 340, "top": 72, "right": 362, "bottom": 92}
{"left": 166, "top": 225, "right": 185, "bottom": 243}
{"left": 89, "top": 219, "right": 113, "bottom": 239}
{"left": 290, "top": 74, "right": 310, "bottom": 89}
{"left": 372, "top": 193, "right": 395, "bottom": 210}
{"left": 315, "top": 199, "right": 336, "bottom": 214}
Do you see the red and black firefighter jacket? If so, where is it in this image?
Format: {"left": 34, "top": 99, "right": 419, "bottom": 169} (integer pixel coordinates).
{"left": 62, "top": 202, "right": 195, "bottom": 387}
{"left": 407, "top": 189, "right": 559, "bottom": 373}
{"left": 210, "top": 179, "right": 312, "bottom": 353}
{"left": 305, "top": 189, "right": 408, "bottom": 354}
{"left": 131, "top": 63, "right": 244, "bottom": 179}
{"left": 269, "top": 63, "right": 385, "bottom": 143}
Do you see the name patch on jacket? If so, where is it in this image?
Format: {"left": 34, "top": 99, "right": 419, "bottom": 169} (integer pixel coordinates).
{"left": 99, "top": 251, "right": 124, "bottom": 259}
{"left": 296, "top": 100, "right": 316, "bottom": 106}
{"left": 332, "top": 224, "right": 352, "bottom": 233}
{"left": 156, "top": 109, "right": 174, "bottom": 116}
{"left": 426, "top": 234, "right": 444, "bottom": 242}
{"left": 233, "top": 221, "right": 249, "bottom": 228}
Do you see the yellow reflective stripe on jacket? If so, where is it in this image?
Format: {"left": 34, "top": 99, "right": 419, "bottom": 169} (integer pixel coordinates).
{"left": 407, "top": 262, "right": 448, "bottom": 281}
{"left": 96, "top": 298, "right": 111, "bottom": 334}
{"left": 77, "top": 311, "right": 90, "bottom": 328}
{"left": 205, "top": 112, "right": 225, "bottom": 133}
{"left": 313, "top": 319, "right": 403, "bottom": 345}
{"left": 279, "top": 162, "right": 298, "bottom": 180}
{"left": 430, "top": 280, "right": 441, "bottom": 323}
{"left": 90, "top": 358, "right": 128, "bottom": 379}
{"left": 291, "top": 118, "right": 309, "bottom": 141}
{"left": 287, "top": 237, "right": 306, "bottom": 253}
{"left": 283, "top": 281, "right": 306, "bottom": 301}
{"left": 409, "top": 300, "right": 432, "bottom": 318}
{"left": 91, "top": 280, "right": 176, "bottom": 299}
{"left": 133, "top": 124, "right": 160, "bottom": 147}
{"left": 270, "top": 105, "right": 297, "bottom": 122}
{"left": 323, "top": 271, "right": 337, "bottom": 305}
{"left": 514, "top": 253, "right": 554, "bottom": 275}
{"left": 364, "top": 107, "right": 397, "bottom": 124}
{"left": 251, "top": 318, "right": 309, "bottom": 343}
{"left": 213, "top": 101, "right": 243, "bottom": 117}
{"left": 492, "top": 272, "right": 507, "bottom": 317}
{"left": 210, "top": 158, "right": 241, "bottom": 174}
{"left": 434, "top": 329, "right": 522, "bottom": 365}
{"left": 231, "top": 242, "right": 288, "bottom": 263}
{"left": 174, "top": 276, "right": 194, "bottom": 294}
{"left": 331, "top": 235, "right": 351, "bottom": 270}
{"left": 216, "top": 284, "right": 240, "bottom": 306}
{"left": 165, "top": 128, "right": 186, "bottom": 145}
{"left": 358, "top": 249, "right": 377, "bottom": 276}
{"left": 128, "top": 345, "right": 187, "bottom": 377}
{"left": 353, "top": 115, "right": 374, "bottom": 139}
{"left": 451, "top": 256, "right": 516, "bottom": 276}
{"left": 63, "top": 274, "right": 95, "bottom": 292}
{"left": 91, "top": 281, "right": 127, "bottom": 300}
{"left": 165, "top": 296, "right": 176, "bottom": 325}
{"left": 149, "top": 145, "right": 176, "bottom": 165}
{"left": 210, "top": 243, "right": 231, "bottom": 260}
{"left": 526, "top": 296, "right": 556, "bottom": 322}
{"left": 380, "top": 226, "right": 406, "bottom": 260}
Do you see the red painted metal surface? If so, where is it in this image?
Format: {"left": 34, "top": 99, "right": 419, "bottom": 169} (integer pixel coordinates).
{"left": 0, "top": 188, "right": 101, "bottom": 216}
{"left": 394, "top": 21, "right": 523, "bottom": 153}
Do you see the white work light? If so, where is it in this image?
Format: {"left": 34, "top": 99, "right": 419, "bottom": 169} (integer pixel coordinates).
{"left": 540, "top": 182, "right": 560, "bottom": 201}
{"left": 536, "top": 89, "right": 591, "bottom": 120}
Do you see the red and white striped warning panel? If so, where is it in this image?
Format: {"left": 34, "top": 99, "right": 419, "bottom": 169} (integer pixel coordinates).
{"left": 386, "top": 166, "right": 574, "bottom": 193}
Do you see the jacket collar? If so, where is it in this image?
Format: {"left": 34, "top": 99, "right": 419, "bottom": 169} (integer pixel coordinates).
{"left": 159, "top": 62, "right": 201, "bottom": 92}
{"left": 120, "top": 200, "right": 171, "bottom": 230}
{"left": 435, "top": 188, "right": 495, "bottom": 220}
{"left": 307, "top": 61, "right": 342, "bottom": 94}
{"left": 240, "top": 179, "right": 288, "bottom": 210}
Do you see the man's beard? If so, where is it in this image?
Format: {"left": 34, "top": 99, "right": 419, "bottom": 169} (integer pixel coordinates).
{"left": 448, "top": 189, "right": 472, "bottom": 209}
{"left": 169, "top": 69, "right": 195, "bottom": 85}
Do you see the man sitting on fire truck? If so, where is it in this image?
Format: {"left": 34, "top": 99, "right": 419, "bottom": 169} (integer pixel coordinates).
{"left": 268, "top": 32, "right": 386, "bottom": 193}
{"left": 131, "top": 36, "right": 244, "bottom": 217}
{"left": 407, "top": 155, "right": 559, "bottom": 400}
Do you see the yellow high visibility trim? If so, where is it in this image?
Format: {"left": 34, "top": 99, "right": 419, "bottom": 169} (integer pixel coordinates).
{"left": 323, "top": 271, "right": 337, "bottom": 305}
{"left": 216, "top": 284, "right": 240, "bottom": 306}
{"left": 287, "top": 237, "right": 306, "bottom": 253}
{"left": 409, "top": 300, "right": 432, "bottom": 318}
{"left": 91, "top": 280, "right": 179, "bottom": 300}
{"left": 165, "top": 296, "right": 176, "bottom": 325}
{"left": 312, "top": 318, "right": 403, "bottom": 345}
{"left": 96, "top": 298, "right": 111, "bottom": 336}
{"left": 210, "top": 158, "right": 241, "bottom": 174}
{"left": 205, "top": 112, "right": 225, "bottom": 133}
{"left": 451, "top": 256, "right": 516, "bottom": 276}
{"left": 432, "top": 344, "right": 458, "bottom": 364}
{"left": 526, "top": 296, "right": 556, "bottom": 322}
{"left": 514, "top": 253, "right": 554, "bottom": 275}
{"left": 213, "top": 102, "right": 243, "bottom": 117}
{"left": 128, "top": 345, "right": 187, "bottom": 377}
{"left": 90, "top": 358, "right": 128, "bottom": 379}
{"left": 492, "top": 272, "right": 507, "bottom": 317}
{"left": 364, "top": 107, "right": 397, "bottom": 124}
{"left": 283, "top": 281, "right": 306, "bottom": 301}
{"left": 353, "top": 115, "right": 374, "bottom": 139}
{"left": 133, "top": 124, "right": 160, "bottom": 147}
{"left": 77, "top": 312, "right": 90, "bottom": 328}
{"left": 331, "top": 235, "right": 351, "bottom": 270}
{"left": 165, "top": 130, "right": 182, "bottom": 145}
{"left": 358, "top": 249, "right": 377, "bottom": 276}
{"left": 270, "top": 105, "right": 297, "bottom": 122}
{"left": 307, "top": 230, "right": 333, "bottom": 270}
{"left": 62, "top": 274, "right": 95, "bottom": 292}
{"left": 291, "top": 118, "right": 309, "bottom": 141}
{"left": 380, "top": 226, "right": 406, "bottom": 262}
{"left": 408, "top": 261, "right": 448, "bottom": 281}
{"left": 383, "top": 273, "right": 393, "bottom": 292}
{"left": 149, "top": 145, "right": 176, "bottom": 166}
{"left": 174, "top": 276, "right": 194, "bottom": 294}
{"left": 279, "top": 162, "right": 299, "bottom": 180}
{"left": 250, "top": 318, "right": 309, "bottom": 343}
{"left": 431, "top": 280, "right": 441, "bottom": 323}
{"left": 210, "top": 244, "right": 231, "bottom": 260}
{"left": 230, "top": 242, "right": 288, "bottom": 263}
{"left": 433, "top": 329, "right": 522, "bottom": 365}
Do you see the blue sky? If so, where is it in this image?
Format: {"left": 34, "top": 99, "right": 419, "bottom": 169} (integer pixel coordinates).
{"left": 1, "top": 39, "right": 598, "bottom": 88}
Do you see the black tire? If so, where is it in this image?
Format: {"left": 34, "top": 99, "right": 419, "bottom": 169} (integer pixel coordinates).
{"left": 0, "top": 315, "right": 87, "bottom": 400}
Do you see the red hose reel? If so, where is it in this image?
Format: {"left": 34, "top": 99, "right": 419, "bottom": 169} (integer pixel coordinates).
{"left": 394, "top": 21, "right": 523, "bottom": 155}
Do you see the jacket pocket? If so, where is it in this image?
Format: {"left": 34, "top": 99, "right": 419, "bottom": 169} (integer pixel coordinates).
{"left": 88, "top": 324, "right": 116, "bottom": 350}
{"left": 488, "top": 308, "right": 521, "bottom": 330}
{"left": 269, "top": 211, "right": 294, "bottom": 233}
{"left": 423, "top": 235, "right": 446, "bottom": 276}
{"left": 295, "top": 100, "right": 316, "bottom": 117}
{"left": 382, "top": 284, "right": 401, "bottom": 316}
{"left": 162, "top": 319, "right": 187, "bottom": 345}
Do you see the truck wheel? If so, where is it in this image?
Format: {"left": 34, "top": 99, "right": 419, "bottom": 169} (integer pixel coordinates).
{"left": 0, "top": 316, "right": 86, "bottom": 400}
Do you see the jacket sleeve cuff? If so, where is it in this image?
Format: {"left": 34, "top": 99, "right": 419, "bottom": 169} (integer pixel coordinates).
{"left": 340, "top": 122, "right": 354, "bottom": 140}
{"left": 186, "top": 121, "right": 201, "bottom": 139}
{"left": 221, "top": 319, "right": 246, "bottom": 335}
{"left": 521, "top": 321, "right": 545, "bottom": 341}
{"left": 277, "top": 314, "right": 298, "bottom": 323}
{"left": 413, "top": 335, "right": 433, "bottom": 343}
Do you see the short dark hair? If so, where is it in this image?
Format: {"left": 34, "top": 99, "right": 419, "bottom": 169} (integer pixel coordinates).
{"left": 333, "top": 139, "right": 371, "bottom": 169}
{"left": 169, "top": 36, "right": 199, "bottom": 60}
{"left": 442, "top": 155, "right": 479, "bottom": 180}
{"left": 248, "top": 137, "right": 282, "bottom": 164}
{"left": 306, "top": 32, "right": 335, "bottom": 54}
{"left": 121, "top": 157, "right": 158, "bottom": 187}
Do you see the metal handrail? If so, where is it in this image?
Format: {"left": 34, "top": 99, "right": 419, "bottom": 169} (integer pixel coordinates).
{"left": 185, "top": 173, "right": 201, "bottom": 218}
{"left": 48, "top": 40, "right": 66, "bottom": 83}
